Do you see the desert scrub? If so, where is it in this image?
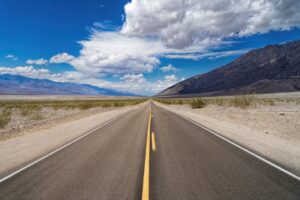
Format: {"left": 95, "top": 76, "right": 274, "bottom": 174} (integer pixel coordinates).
{"left": 177, "top": 99, "right": 184, "bottom": 105}
{"left": 190, "top": 98, "right": 206, "bottom": 109}
{"left": 19, "top": 105, "right": 43, "bottom": 120}
{"left": 262, "top": 99, "right": 275, "bottom": 106}
{"left": 0, "top": 99, "right": 146, "bottom": 111}
{"left": 0, "top": 109, "right": 11, "bottom": 128}
{"left": 154, "top": 98, "right": 187, "bottom": 105}
{"left": 31, "top": 112, "right": 43, "bottom": 120}
{"left": 207, "top": 97, "right": 227, "bottom": 106}
{"left": 229, "top": 95, "right": 254, "bottom": 108}
{"left": 20, "top": 105, "right": 42, "bottom": 116}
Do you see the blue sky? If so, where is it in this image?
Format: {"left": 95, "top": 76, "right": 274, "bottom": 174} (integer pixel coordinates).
{"left": 0, "top": 0, "right": 300, "bottom": 95}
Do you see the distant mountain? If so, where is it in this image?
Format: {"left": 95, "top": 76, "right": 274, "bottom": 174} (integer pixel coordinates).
{"left": 158, "top": 40, "right": 300, "bottom": 97}
{"left": 0, "top": 74, "right": 137, "bottom": 96}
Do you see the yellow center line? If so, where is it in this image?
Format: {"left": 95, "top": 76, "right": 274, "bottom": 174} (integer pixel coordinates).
{"left": 142, "top": 107, "right": 152, "bottom": 200}
{"left": 151, "top": 132, "right": 156, "bottom": 152}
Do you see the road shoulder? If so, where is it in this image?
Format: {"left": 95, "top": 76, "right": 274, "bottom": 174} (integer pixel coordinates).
{"left": 153, "top": 101, "right": 300, "bottom": 176}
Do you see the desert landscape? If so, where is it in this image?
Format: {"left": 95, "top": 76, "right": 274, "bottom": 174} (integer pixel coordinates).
{"left": 1, "top": 1, "right": 300, "bottom": 198}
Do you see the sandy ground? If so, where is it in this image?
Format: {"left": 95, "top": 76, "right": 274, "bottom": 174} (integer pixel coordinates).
{"left": 0, "top": 107, "right": 116, "bottom": 140}
{"left": 154, "top": 101, "right": 300, "bottom": 175}
{"left": 0, "top": 102, "right": 145, "bottom": 177}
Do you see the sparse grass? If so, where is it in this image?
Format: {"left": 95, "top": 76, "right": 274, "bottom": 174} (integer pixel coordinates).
{"left": 262, "top": 99, "right": 275, "bottom": 106}
{"left": 229, "top": 96, "right": 254, "bottom": 108}
{"left": 190, "top": 98, "right": 206, "bottom": 108}
{"left": 0, "top": 98, "right": 146, "bottom": 123}
{"left": 154, "top": 94, "right": 300, "bottom": 109}
{"left": 0, "top": 109, "right": 11, "bottom": 128}
{"left": 20, "top": 105, "right": 42, "bottom": 116}
{"left": 0, "top": 99, "right": 146, "bottom": 111}
{"left": 31, "top": 112, "right": 43, "bottom": 120}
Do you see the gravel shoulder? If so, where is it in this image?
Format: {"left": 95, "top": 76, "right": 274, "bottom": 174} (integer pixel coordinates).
{"left": 0, "top": 102, "right": 146, "bottom": 177}
{"left": 154, "top": 101, "right": 300, "bottom": 175}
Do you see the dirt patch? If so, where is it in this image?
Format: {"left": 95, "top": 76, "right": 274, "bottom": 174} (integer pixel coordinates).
{"left": 195, "top": 103, "right": 300, "bottom": 141}
{"left": 0, "top": 107, "right": 114, "bottom": 141}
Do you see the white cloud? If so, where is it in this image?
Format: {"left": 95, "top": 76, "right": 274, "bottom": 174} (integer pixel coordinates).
{"left": 122, "top": 0, "right": 300, "bottom": 48}
{"left": 120, "top": 74, "right": 146, "bottom": 83}
{"left": 64, "top": 31, "right": 229, "bottom": 77}
{"left": 164, "top": 74, "right": 177, "bottom": 82}
{"left": 0, "top": 66, "right": 84, "bottom": 83}
{"left": 39, "top": 31, "right": 244, "bottom": 95}
{"left": 0, "top": 66, "right": 51, "bottom": 79}
{"left": 83, "top": 73, "right": 180, "bottom": 95}
{"left": 6, "top": 54, "right": 18, "bottom": 61}
{"left": 6, "top": 54, "right": 14, "bottom": 58}
{"left": 69, "top": 31, "right": 164, "bottom": 75}
{"left": 165, "top": 49, "right": 250, "bottom": 60}
{"left": 26, "top": 58, "right": 48, "bottom": 65}
{"left": 160, "top": 64, "right": 178, "bottom": 72}
{"left": 118, "top": 74, "right": 179, "bottom": 94}
{"left": 155, "top": 74, "right": 178, "bottom": 92}
{"left": 0, "top": 66, "right": 179, "bottom": 95}
{"left": 50, "top": 52, "right": 74, "bottom": 64}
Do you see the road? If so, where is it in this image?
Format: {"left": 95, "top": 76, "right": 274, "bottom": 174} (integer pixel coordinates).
{"left": 0, "top": 102, "right": 299, "bottom": 199}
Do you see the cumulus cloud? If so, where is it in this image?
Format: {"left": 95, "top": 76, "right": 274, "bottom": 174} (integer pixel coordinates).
{"left": 65, "top": 31, "right": 232, "bottom": 77}
{"left": 50, "top": 52, "right": 74, "bottom": 64}
{"left": 155, "top": 74, "right": 178, "bottom": 92}
{"left": 120, "top": 74, "right": 146, "bottom": 83}
{"left": 0, "top": 66, "right": 51, "bottom": 79}
{"left": 164, "top": 74, "right": 177, "bottom": 82}
{"left": 26, "top": 58, "right": 48, "bottom": 65}
{"left": 122, "top": 0, "right": 300, "bottom": 48}
{"left": 0, "top": 66, "right": 85, "bottom": 83}
{"left": 117, "top": 73, "right": 179, "bottom": 94}
{"left": 160, "top": 64, "right": 178, "bottom": 72}
{"left": 69, "top": 31, "right": 165, "bottom": 75}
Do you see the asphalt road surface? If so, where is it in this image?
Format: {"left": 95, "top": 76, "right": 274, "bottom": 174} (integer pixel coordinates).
{"left": 0, "top": 102, "right": 299, "bottom": 200}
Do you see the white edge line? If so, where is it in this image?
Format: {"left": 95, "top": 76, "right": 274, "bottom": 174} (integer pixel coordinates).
{"left": 0, "top": 114, "right": 124, "bottom": 184}
{"left": 158, "top": 105, "right": 300, "bottom": 181}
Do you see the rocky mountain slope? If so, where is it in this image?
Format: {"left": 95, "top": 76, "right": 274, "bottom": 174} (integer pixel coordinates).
{"left": 0, "top": 74, "right": 136, "bottom": 96}
{"left": 159, "top": 40, "right": 300, "bottom": 96}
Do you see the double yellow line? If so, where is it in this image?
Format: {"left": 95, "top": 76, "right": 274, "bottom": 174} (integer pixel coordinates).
{"left": 142, "top": 107, "right": 153, "bottom": 200}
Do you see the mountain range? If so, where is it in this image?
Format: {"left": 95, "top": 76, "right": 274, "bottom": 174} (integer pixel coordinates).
{"left": 0, "top": 74, "right": 136, "bottom": 96}
{"left": 159, "top": 40, "right": 300, "bottom": 97}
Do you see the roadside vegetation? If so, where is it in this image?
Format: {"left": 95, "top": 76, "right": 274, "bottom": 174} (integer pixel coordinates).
{"left": 154, "top": 95, "right": 299, "bottom": 109}
{"left": 0, "top": 99, "right": 146, "bottom": 129}
{"left": 0, "top": 99, "right": 145, "bottom": 110}
{"left": 0, "top": 109, "right": 11, "bottom": 128}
